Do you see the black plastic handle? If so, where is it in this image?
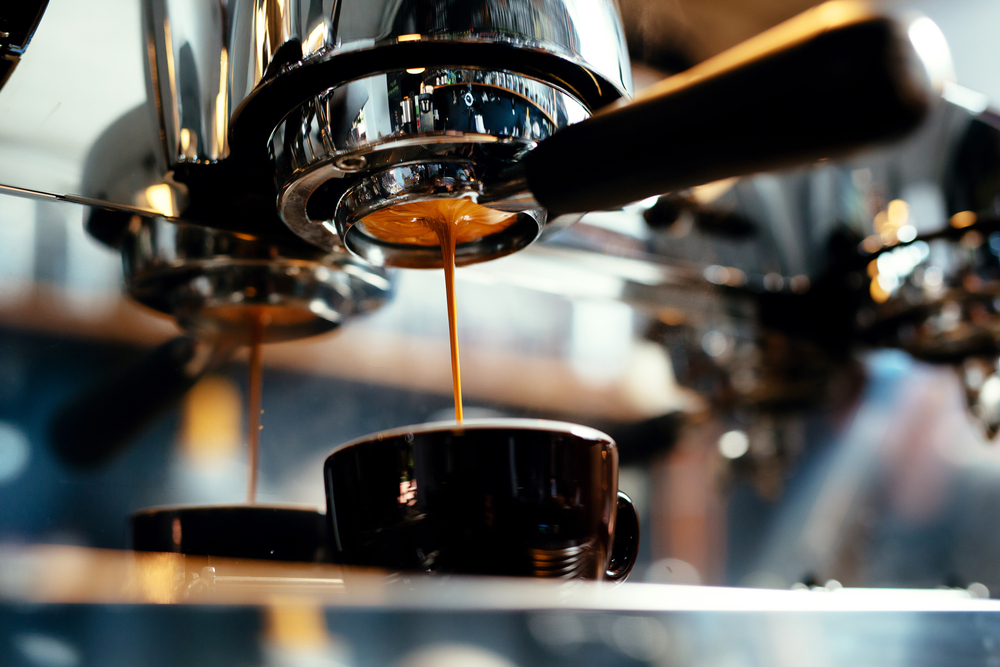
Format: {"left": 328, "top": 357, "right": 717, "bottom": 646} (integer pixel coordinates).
{"left": 606, "top": 491, "right": 640, "bottom": 582}
{"left": 49, "top": 336, "right": 231, "bottom": 468}
{"left": 524, "top": 1, "right": 931, "bottom": 215}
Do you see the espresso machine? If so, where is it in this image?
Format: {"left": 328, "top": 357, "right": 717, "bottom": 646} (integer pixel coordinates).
{"left": 4, "top": 0, "right": 1000, "bottom": 665}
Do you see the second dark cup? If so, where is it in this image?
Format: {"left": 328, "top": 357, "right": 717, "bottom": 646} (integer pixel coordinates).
{"left": 324, "top": 419, "right": 639, "bottom": 580}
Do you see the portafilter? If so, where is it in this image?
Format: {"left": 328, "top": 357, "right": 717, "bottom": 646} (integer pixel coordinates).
{"left": 141, "top": 0, "right": 935, "bottom": 268}
{"left": 51, "top": 211, "right": 393, "bottom": 468}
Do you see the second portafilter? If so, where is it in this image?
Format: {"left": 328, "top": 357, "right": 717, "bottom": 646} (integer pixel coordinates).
{"left": 51, "top": 212, "right": 393, "bottom": 468}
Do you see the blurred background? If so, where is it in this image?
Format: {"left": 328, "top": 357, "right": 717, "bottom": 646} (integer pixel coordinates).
{"left": 4, "top": 0, "right": 1000, "bottom": 601}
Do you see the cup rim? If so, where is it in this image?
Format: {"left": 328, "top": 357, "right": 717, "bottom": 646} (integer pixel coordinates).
{"left": 131, "top": 503, "right": 326, "bottom": 518}
{"left": 330, "top": 418, "right": 614, "bottom": 455}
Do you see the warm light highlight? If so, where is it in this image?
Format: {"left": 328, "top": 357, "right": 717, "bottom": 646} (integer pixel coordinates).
{"left": 887, "top": 199, "right": 909, "bottom": 227}
{"left": 143, "top": 184, "right": 178, "bottom": 217}
{"left": 215, "top": 47, "right": 229, "bottom": 156}
{"left": 266, "top": 602, "right": 331, "bottom": 649}
{"left": 180, "top": 375, "right": 242, "bottom": 466}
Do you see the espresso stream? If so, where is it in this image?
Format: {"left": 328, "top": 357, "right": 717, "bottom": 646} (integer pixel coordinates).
{"left": 240, "top": 200, "right": 511, "bottom": 502}
{"left": 246, "top": 310, "right": 265, "bottom": 503}
{"left": 362, "top": 199, "right": 517, "bottom": 421}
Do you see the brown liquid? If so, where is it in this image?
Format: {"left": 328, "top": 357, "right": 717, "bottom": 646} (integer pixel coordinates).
{"left": 246, "top": 310, "right": 266, "bottom": 503}
{"left": 203, "top": 303, "right": 317, "bottom": 329}
{"left": 362, "top": 199, "right": 517, "bottom": 421}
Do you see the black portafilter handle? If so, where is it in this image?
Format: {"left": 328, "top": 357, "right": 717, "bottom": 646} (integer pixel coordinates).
{"left": 49, "top": 336, "right": 231, "bottom": 468}
{"left": 522, "top": 2, "right": 932, "bottom": 215}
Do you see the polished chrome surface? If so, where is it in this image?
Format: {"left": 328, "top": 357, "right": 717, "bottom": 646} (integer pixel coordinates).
{"left": 529, "top": 542, "right": 594, "bottom": 578}
{"left": 270, "top": 66, "right": 580, "bottom": 260}
{"left": 122, "top": 216, "right": 393, "bottom": 344}
{"left": 227, "top": 0, "right": 631, "bottom": 112}
{"left": 3, "top": 547, "right": 998, "bottom": 667}
{"left": 271, "top": 68, "right": 587, "bottom": 174}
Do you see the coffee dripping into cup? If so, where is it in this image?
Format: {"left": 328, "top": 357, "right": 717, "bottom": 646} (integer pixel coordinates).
{"left": 60, "top": 208, "right": 393, "bottom": 562}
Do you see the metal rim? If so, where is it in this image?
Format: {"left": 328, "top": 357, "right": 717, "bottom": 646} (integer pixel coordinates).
{"left": 330, "top": 418, "right": 615, "bottom": 454}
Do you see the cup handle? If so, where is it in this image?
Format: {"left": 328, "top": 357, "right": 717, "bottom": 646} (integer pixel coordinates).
{"left": 605, "top": 491, "right": 640, "bottom": 582}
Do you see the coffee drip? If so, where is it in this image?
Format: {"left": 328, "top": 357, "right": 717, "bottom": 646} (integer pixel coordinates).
{"left": 362, "top": 199, "right": 517, "bottom": 421}
{"left": 214, "top": 307, "right": 271, "bottom": 504}
{"left": 246, "top": 310, "right": 266, "bottom": 503}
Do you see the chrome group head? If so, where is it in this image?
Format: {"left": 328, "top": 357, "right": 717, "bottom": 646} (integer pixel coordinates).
{"left": 142, "top": 0, "right": 632, "bottom": 267}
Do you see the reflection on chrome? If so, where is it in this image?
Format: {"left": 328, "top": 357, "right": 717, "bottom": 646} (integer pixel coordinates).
{"left": 398, "top": 478, "right": 417, "bottom": 507}
{"left": 269, "top": 64, "right": 594, "bottom": 261}
{"left": 270, "top": 68, "right": 587, "bottom": 183}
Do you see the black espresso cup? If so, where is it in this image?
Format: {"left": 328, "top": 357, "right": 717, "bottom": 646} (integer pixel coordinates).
{"left": 323, "top": 419, "right": 639, "bottom": 580}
